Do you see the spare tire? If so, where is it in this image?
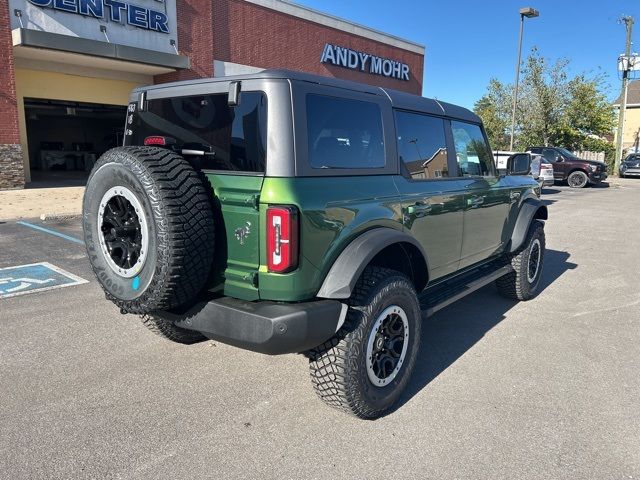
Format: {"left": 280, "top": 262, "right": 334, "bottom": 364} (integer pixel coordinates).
{"left": 83, "top": 146, "right": 215, "bottom": 314}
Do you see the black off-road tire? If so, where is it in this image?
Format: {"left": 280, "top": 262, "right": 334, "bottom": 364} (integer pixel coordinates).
{"left": 140, "top": 314, "right": 205, "bottom": 344}
{"left": 567, "top": 170, "right": 589, "bottom": 188}
{"left": 308, "top": 267, "right": 422, "bottom": 419}
{"left": 83, "top": 146, "right": 215, "bottom": 314}
{"left": 496, "top": 220, "right": 545, "bottom": 301}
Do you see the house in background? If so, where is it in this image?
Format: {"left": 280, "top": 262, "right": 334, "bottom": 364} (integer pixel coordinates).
{"left": 614, "top": 80, "right": 640, "bottom": 154}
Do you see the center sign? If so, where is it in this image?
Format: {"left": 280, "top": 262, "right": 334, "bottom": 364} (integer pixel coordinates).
{"left": 10, "top": 0, "right": 178, "bottom": 54}
{"left": 320, "top": 43, "right": 410, "bottom": 81}
{"left": 27, "top": 0, "right": 170, "bottom": 33}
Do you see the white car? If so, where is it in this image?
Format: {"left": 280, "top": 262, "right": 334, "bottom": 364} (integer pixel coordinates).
{"left": 494, "top": 151, "right": 554, "bottom": 186}
{"left": 531, "top": 154, "right": 554, "bottom": 186}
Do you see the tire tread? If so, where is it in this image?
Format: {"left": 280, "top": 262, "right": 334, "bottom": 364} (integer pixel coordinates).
{"left": 85, "top": 146, "right": 215, "bottom": 315}
{"left": 308, "top": 266, "right": 420, "bottom": 419}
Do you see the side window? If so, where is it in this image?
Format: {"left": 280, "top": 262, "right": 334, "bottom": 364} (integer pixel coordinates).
{"left": 451, "top": 121, "right": 495, "bottom": 177}
{"left": 395, "top": 111, "right": 448, "bottom": 180}
{"left": 306, "top": 94, "right": 385, "bottom": 169}
{"left": 542, "top": 148, "right": 558, "bottom": 162}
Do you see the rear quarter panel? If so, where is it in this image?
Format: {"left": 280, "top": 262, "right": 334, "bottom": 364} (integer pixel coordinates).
{"left": 258, "top": 176, "right": 402, "bottom": 301}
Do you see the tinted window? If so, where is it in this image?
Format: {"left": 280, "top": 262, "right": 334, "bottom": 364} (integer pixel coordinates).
{"left": 395, "top": 111, "right": 448, "bottom": 179}
{"left": 127, "top": 91, "right": 267, "bottom": 172}
{"left": 451, "top": 121, "right": 494, "bottom": 177}
{"left": 542, "top": 148, "right": 558, "bottom": 162}
{"left": 306, "top": 94, "right": 384, "bottom": 169}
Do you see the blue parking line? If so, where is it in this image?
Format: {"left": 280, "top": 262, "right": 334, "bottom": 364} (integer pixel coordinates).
{"left": 16, "top": 221, "right": 84, "bottom": 245}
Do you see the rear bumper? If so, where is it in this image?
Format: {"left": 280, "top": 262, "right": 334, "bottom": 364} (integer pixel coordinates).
{"left": 157, "top": 297, "right": 346, "bottom": 355}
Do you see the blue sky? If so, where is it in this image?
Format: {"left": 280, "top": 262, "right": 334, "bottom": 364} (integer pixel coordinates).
{"left": 295, "top": 0, "right": 638, "bottom": 109}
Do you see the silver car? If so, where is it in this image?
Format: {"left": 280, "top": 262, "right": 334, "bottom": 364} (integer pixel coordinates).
{"left": 620, "top": 154, "right": 640, "bottom": 178}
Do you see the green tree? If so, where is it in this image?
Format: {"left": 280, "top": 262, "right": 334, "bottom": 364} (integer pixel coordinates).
{"left": 517, "top": 49, "right": 569, "bottom": 149}
{"left": 473, "top": 79, "right": 511, "bottom": 150}
{"left": 563, "top": 74, "right": 616, "bottom": 145}
{"left": 473, "top": 48, "right": 616, "bottom": 159}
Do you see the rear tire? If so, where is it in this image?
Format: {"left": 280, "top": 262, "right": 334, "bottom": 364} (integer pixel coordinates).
{"left": 308, "top": 267, "right": 421, "bottom": 419}
{"left": 496, "top": 220, "right": 545, "bottom": 301}
{"left": 83, "top": 147, "right": 215, "bottom": 314}
{"left": 140, "top": 314, "right": 205, "bottom": 344}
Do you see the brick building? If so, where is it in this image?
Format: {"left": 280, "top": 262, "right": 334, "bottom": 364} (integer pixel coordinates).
{"left": 0, "top": 0, "right": 424, "bottom": 190}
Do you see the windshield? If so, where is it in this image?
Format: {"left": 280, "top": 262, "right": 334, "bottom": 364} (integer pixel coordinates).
{"left": 625, "top": 155, "right": 640, "bottom": 162}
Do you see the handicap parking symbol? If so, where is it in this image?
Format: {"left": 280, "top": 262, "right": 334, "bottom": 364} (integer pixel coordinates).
{"left": 0, "top": 262, "right": 88, "bottom": 299}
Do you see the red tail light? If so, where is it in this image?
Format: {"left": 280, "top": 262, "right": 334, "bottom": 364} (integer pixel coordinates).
{"left": 144, "top": 136, "right": 175, "bottom": 146}
{"left": 267, "top": 206, "right": 299, "bottom": 273}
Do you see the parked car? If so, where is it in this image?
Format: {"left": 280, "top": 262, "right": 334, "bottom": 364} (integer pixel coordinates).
{"left": 535, "top": 155, "right": 555, "bottom": 186}
{"left": 82, "top": 70, "right": 548, "bottom": 419}
{"left": 528, "top": 146, "right": 607, "bottom": 188}
{"left": 493, "top": 150, "right": 516, "bottom": 173}
{"left": 502, "top": 152, "right": 553, "bottom": 188}
{"left": 531, "top": 153, "right": 554, "bottom": 187}
{"left": 620, "top": 153, "right": 640, "bottom": 178}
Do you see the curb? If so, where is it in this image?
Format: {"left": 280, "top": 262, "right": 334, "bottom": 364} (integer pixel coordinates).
{"left": 40, "top": 212, "right": 83, "bottom": 222}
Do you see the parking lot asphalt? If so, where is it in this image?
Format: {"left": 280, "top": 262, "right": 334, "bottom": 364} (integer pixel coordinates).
{"left": 1, "top": 180, "right": 639, "bottom": 479}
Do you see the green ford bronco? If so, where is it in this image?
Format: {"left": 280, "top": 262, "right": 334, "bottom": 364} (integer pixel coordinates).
{"left": 83, "top": 70, "right": 548, "bottom": 419}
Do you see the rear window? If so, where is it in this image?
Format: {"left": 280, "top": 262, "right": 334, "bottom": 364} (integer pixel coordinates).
{"left": 306, "top": 94, "right": 385, "bottom": 169}
{"left": 126, "top": 91, "right": 267, "bottom": 173}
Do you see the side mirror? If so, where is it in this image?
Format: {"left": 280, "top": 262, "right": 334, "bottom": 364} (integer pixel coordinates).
{"left": 555, "top": 155, "right": 564, "bottom": 162}
{"left": 506, "top": 153, "right": 531, "bottom": 176}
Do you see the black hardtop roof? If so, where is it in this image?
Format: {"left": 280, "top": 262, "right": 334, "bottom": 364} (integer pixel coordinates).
{"left": 135, "top": 69, "right": 480, "bottom": 123}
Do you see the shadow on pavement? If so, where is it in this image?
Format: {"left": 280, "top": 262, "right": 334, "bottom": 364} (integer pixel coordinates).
{"left": 541, "top": 188, "right": 562, "bottom": 195}
{"left": 393, "top": 249, "right": 577, "bottom": 413}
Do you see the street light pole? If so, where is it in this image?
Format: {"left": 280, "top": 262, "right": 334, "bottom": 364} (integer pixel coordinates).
{"left": 509, "top": 7, "right": 539, "bottom": 152}
{"left": 614, "top": 16, "right": 635, "bottom": 176}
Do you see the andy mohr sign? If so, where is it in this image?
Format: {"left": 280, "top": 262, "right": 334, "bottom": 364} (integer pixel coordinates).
{"left": 320, "top": 43, "right": 410, "bottom": 81}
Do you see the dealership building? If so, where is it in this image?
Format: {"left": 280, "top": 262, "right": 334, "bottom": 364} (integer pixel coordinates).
{"left": 0, "top": 0, "right": 425, "bottom": 190}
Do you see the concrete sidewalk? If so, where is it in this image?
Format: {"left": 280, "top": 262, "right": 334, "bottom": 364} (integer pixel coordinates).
{"left": 0, "top": 186, "right": 84, "bottom": 221}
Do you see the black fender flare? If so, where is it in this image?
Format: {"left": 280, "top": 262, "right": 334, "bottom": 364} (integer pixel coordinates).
{"left": 510, "top": 198, "right": 548, "bottom": 253}
{"left": 316, "top": 228, "right": 429, "bottom": 299}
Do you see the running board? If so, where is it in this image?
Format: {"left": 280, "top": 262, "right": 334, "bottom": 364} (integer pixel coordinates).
{"left": 419, "top": 264, "right": 513, "bottom": 317}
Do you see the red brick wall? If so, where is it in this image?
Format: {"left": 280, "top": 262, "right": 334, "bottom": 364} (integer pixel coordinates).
{"left": 0, "top": 1, "right": 20, "bottom": 145}
{"left": 159, "top": 0, "right": 424, "bottom": 94}
{"left": 154, "top": 0, "right": 214, "bottom": 84}
{"left": 214, "top": 0, "right": 423, "bottom": 94}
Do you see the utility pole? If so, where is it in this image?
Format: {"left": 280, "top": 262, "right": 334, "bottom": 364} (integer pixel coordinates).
{"left": 614, "top": 16, "right": 634, "bottom": 175}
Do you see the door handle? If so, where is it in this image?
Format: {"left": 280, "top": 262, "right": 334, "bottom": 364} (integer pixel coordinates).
{"left": 407, "top": 202, "right": 432, "bottom": 216}
{"left": 469, "top": 195, "right": 485, "bottom": 207}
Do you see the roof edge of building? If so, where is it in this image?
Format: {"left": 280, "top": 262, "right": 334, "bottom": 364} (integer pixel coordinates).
{"left": 12, "top": 28, "right": 190, "bottom": 70}
{"left": 244, "top": 0, "right": 425, "bottom": 55}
